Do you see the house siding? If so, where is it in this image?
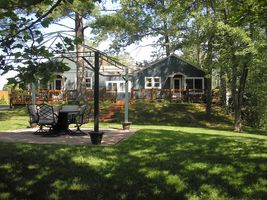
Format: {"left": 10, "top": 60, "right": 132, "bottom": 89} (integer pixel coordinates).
{"left": 60, "top": 55, "right": 205, "bottom": 95}
{"left": 133, "top": 55, "right": 205, "bottom": 89}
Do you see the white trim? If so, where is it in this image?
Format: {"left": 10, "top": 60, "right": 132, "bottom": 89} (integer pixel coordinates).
{"left": 168, "top": 72, "right": 187, "bottom": 78}
{"left": 172, "top": 78, "right": 182, "bottom": 98}
{"left": 173, "top": 78, "right": 181, "bottom": 90}
{"left": 106, "top": 81, "right": 132, "bottom": 92}
{"left": 85, "top": 77, "right": 93, "bottom": 89}
{"left": 185, "top": 77, "right": 205, "bottom": 93}
{"left": 49, "top": 75, "right": 64, "bottom": 90}
{"left": 145, "top": 77, "right": 161, "bottom": 89}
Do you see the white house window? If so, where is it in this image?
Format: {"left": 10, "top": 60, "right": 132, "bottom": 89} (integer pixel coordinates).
{"left": 185, "top": 78, "right": 204, "bottom": 91}
{"left": 185, "top": 79, "right": 194, "bottom": 89}
{"left": 85, "top": 71, "right": 92, "bottom": 89}
{"left": 145, "top": 77, "right": 161, "bottom": 89}
{"left": 47, "top": 75, "right": 63, "bottom": 90}
{"left": 85, "top": 77, "right": 92, "bottom": 89}
{"left": 106, "top": 81, "right": 131, "bottom": 92}
{"left": 107, "top": 82, "right": 117, "bottom": 91}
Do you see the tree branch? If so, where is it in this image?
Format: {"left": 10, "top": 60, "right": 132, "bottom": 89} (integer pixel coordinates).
{"left": 4, "top": 0, "right": 64, "bottom": 42}
{"left": 53, "top": 22, "right": 74, "bottom": 30}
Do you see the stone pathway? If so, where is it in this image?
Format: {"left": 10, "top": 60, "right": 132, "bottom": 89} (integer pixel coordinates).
{"left": 0, "top": 128, "right": 138, "bottom": 145}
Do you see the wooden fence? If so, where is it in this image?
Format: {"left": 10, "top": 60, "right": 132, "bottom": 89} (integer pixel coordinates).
{"left": 9, "top": 88, "right": 205, "bottom": 106}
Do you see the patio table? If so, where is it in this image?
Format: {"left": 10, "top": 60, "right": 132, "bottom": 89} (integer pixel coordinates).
{"left": 54, "top": 106, "right": 80, "bottom": 133}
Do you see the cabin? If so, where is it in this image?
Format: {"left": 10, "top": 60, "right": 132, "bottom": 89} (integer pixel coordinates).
{"left": 10, "top": 54, "right": 206, "bottom": 105}
{"left": 131, "top": 54, "right": 206, "bottom": 100}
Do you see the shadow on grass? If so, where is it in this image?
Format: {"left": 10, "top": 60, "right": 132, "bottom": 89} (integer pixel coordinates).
{"left": 0, "top": 128, "right": 267, "bottom": 199}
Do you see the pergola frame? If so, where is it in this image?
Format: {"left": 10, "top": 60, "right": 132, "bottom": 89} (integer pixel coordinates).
{"left": 2, "top": 32, "right": 131, "bottom": 134}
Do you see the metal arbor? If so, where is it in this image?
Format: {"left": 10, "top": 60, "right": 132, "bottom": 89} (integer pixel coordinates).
{"left": 56, "top": 41, "right": 131, "bottom": 134}
{"left": 2, "top": 32, "right": 131, "bottom": 134}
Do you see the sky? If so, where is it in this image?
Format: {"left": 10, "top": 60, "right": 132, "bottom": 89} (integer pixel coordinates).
{"left": 0, "top": 1, "right": 154, "bottom": 90}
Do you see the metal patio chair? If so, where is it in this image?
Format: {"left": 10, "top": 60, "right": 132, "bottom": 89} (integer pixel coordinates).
{"left": 36, "top": 104, "right": 59, "bottom": 135}
{"left": 68, "top": 105, "right": 91, "bottom": 135}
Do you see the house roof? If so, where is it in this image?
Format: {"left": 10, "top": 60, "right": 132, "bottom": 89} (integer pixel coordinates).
{"left": 137, "top": 54, "right": 205, "bottom": 73}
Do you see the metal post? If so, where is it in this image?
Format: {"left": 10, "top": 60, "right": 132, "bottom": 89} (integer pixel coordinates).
{"left": 94, "top": 52, "right": 100, "bottom": 132}
{"left": 124, "top": 67, "right": 129, "bottom": 123}
{"left": 31, "top": 82, "right": 36, "bottom": 105}
{"left": 122, "top": 67, "right": 131, "bottom": 130}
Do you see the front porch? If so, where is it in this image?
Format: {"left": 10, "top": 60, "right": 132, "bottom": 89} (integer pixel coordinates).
{"left": 163, "top": 73, "right": 205, "bottom": 99}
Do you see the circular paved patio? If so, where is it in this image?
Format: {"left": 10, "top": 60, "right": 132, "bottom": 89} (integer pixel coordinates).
{"left": 0, "top": 128, "right": 137, "bottom": 145}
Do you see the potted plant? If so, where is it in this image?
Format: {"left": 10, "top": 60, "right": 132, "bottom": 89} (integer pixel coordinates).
{"left": 122, "top": 122, "right": 132, "bottom": 130}
{"left": 89, "top": 131, "right": 104, "bottom": 144}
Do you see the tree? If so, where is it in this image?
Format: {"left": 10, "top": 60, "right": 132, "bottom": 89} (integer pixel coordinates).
{"left": 181, "top": 0, "right": 266, "bottom": 131}
{"left": 0, "top": 0, "right": 100, "bottom": 94}
{"left": 0, "top": 0, "right": 71, "bottom": 85}
{"left": 92, "top": 0, "right": 191, "bottom": 58}
{"left": 55, "top": 0, "right": 100, "bottom": 100}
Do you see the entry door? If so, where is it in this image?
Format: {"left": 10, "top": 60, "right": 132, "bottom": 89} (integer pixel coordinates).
{"left": 173, "top": 78, "right": 181, "bottom": 90}
{"left": 173, "top": 78, "right": 181, "bottom": 97}
{"left": 55, "top": 79, "right": 62, "bottom": 90}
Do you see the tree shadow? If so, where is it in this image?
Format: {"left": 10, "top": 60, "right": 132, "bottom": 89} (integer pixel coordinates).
{"left": 0, "top": 128, "right": 267, "bottom": 199}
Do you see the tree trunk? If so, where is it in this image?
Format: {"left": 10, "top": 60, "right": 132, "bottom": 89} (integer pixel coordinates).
{"left": 219, "top": 67, "right": 227, "bottom": 106}
{"left": 163, "top": 20, "right": 170, "bottom": 56}
{"left": 75, "top": 12, "right": 85, "bottom": 101}
{"left": 206, "top": 77, "right": 212, "bottom": 118}
{"left": 234, "top": 57, "right": 250, "bottom": 132}
{"left": 205, "top": 36, "right": 214, "bottom": 119}
{"left": 165, "top": 34, "right": 170, "bottom": 56}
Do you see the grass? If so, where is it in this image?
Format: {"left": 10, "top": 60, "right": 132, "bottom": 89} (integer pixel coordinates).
{"left": 0, "top": 102, "right": 267, "bottom": 199}
{"left": 0, "top": 126, "right": 267, "bottom": 199}
{"left": 0, "top": 107, "right": 29, "bottom": 131}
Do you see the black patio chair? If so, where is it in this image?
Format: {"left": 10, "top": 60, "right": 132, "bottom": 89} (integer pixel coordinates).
{"left": 68, "top": 105, "right": 91, "bottom": 135}
{"left": 35, "top": 104, "right": 59, "bottom": 135}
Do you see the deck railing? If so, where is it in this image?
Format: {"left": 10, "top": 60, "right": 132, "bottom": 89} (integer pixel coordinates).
{"left": 9, "top": 88, "right": 205, "bottom": 106}
{"left": 131, "top": 88, "right": 205, "bottom": 101}
{"left": 9, "top": 89, "right": 118, "bottom": 106}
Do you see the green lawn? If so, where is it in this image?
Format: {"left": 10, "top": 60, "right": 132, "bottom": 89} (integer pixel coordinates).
{"left": 0, "top": 107, "right": 29, "bottom": 131}
{"left": 0, "top": 104, "right": 267, "bottom": 199}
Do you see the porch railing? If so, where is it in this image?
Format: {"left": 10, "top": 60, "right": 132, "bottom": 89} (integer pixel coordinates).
{"left": 131, "top": 88, "right": 205, "bottom": 101}
{"left": 9, "top": 88, "right": 205, "bottom": 106}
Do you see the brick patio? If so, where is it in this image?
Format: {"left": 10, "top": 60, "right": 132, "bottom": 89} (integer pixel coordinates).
{"left": 0, "top": 128, "right": 137, "bottom": 145}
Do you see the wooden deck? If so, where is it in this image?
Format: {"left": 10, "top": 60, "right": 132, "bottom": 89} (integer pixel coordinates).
{"left": 9, "top": 88, "right": 205, "bottom": 106}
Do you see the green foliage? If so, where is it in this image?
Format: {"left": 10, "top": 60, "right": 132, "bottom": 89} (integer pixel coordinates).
{"left": 7, "top": 60, "right": 70, "bottom": 87}
{"left": 92, "top": 0, "right": 190, "bottom": 56}
{"left": 0, "top": 0, "right": 99, "bottom": 85}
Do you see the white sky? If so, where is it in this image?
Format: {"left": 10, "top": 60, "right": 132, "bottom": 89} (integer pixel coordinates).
{"left": 0, "top": 2, "right": 154, "bottom": 90}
